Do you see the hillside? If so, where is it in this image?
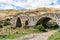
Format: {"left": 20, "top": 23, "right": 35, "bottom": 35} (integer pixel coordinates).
{"left": 0, "top": 7, "right": 60, "bottom": 20}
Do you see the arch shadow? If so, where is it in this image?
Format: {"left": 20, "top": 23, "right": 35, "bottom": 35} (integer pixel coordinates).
{"left": 25, "top": 20, "right": 28, "bottom": 26}
{"left": 16, "top": 17, "right": 22, "bottom": 27}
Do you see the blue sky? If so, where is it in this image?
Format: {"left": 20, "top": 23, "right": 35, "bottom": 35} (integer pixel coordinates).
{"left": 0, "top": 0, "right": 60, "bottom": 10}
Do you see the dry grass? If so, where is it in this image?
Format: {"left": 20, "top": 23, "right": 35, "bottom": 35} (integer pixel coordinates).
{"left": 0, "top": 7, "right": 60, "bottom": 20}
{"left": 0, "top": 27, "right": 39, "bottom": 39}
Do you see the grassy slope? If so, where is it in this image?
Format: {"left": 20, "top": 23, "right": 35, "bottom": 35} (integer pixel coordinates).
{"left": 48, "top": 30, "right": 60, "bottom": 40}
{"left": 0, "top": 27, "right": 40, "bottom": 40}
{"left": 0, "top": 7, "right": 60, "bottom": 20}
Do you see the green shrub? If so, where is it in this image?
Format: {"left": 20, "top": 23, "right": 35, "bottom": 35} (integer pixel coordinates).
{"left": 35, "top": 24, "right": 46, "bottom": 32}
{"left": 49, "top": 24, "right": 59, "bottom": 29}
{"left": 0, "top": 24, "right": 3, "bottom": 28}
{"left": 3, "top": 21, "right": 11, "bottom": 26}
{"left": 5, "top": 18, "right": 11, "bottom": 21}
{"left": 48, "top": 31, "right": 60, "bottom": 40}
{"left": 0, "top": 19, "right": 11, "bottom": 26}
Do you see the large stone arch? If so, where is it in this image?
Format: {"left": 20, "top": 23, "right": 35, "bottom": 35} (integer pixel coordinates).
{"left": 35, "top": 14, "right": 60, "bottom": 28}
{"left": 36, "top": 17, "right": 52, "bottom": 25}
{"left": 36, "top": 16, "right": 59, "bottom": 28}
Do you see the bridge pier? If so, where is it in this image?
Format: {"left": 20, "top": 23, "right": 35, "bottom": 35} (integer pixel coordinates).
{"left": 55, "top": 19, "right": 60, "bottom": 29}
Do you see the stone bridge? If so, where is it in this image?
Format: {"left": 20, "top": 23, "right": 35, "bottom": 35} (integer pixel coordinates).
{"left": 10, "top": 12, "right": 60, "bottom": 28}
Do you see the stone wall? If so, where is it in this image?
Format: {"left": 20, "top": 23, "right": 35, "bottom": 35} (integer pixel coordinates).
{"left": 10, "top": 12, "right": 60, "bottom": 28}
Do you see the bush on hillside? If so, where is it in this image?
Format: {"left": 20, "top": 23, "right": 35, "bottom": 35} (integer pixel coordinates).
{"left": 48, "top": 24, "right": 59, "bottom": 30}
{"left": 0, "top": 24, "right": 3, "bottom": 28}
{"left": 3, "top": 21, "right": 11, "bottom": 26}
{"left": 35, "top": 24, "right": 46, "bottom": 32}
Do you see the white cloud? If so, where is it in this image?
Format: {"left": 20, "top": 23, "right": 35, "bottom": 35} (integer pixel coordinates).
{"left": 3, "top": 6, "right": 14, "bottom": 9}
{"left": 13, "top": 0, "right": 52, "bottom": 9}
{"left": 0, "top": 0, "right": 60, "bottom": 10}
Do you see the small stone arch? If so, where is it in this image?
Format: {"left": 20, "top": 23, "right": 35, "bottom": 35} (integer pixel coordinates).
{"left": 25, "top": 20, "right": 28, "bottom": 26}
{"left": 16, "top": 17, "right": 22, "bottom": 27}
